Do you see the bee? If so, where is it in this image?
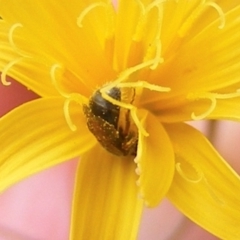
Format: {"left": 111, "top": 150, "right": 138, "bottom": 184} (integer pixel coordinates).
{"left": 83, "top": 87, "right": 138, "bottom": 156}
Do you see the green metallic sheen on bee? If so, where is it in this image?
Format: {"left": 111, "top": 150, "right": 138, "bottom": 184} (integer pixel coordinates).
{"left": 83, "top": 87, "right": 138, "bottom": 156}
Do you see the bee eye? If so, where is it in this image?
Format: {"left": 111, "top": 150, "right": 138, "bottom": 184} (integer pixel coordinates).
{"left": 83, "top": 87, "right": 138, "bottom": 157}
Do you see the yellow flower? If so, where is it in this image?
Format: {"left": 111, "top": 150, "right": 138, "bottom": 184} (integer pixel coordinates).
{"left": 0, "top": 0, "right": 240, "bottom": 239}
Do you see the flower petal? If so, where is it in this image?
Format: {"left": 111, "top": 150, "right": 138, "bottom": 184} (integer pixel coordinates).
{"left": 114, "top": 0, "right": 141, "bottom": 70}
{"left": 70, "top": 145, "right": 143, "bottom": 240}
{"left": 136, "top": 113, "right": 175, "bottom": 207}
{"left": 0, "top": 0, "right": 115, "bottom": 96}
{"left": 165, "top": 123, "right": 240, "bottom": 240}
{"left": 0, "top": 20, "right": 62, "bottom": 97}
{"left": 0, "top": 97, "right": 95, "bottom": 192}
{"left": 165, "top": 2, "right": 240, "bottom": 91}
{"left": 142, "top": 3, "right": 240, "bottom": 112}
{"left": 157, "top": 96, "right": 240, "bottom": 123}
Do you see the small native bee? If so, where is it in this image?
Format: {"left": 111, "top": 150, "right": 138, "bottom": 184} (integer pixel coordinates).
{"left": 83, "top": 87, "right": 138, "bottom": 156}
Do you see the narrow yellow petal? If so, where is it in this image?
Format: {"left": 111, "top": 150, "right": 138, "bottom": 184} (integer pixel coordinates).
{"left": 161, "top": 2, "right": 240, "bottom": 91}
{"left": 0, "top": 28, "right": 59, "bottom": 96}
{"left": 136, "top": 113, "right": 175, "bottom": 207}
{"left": 70, "top": 145, "right": 143, "bottom": 240}
{"left": 142, "top": 3, "right": 240, "bottom": 112}
{"left": 114, "top": 0, "right": 141, "bottom": 70}
{"left": 0, "top": 0, "right": 115, "bottom": 93}
{"left": 156, "top": 96, "right": 240, "bottom": 123}
{"left": 165, "top": 123, "right": 240, "bottom": 240}
{"left": 0, "top": 97, "right": 95, "bottom": 192}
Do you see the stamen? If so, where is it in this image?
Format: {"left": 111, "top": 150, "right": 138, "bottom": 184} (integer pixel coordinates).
{"left": 145, "top": 1, "right": 165, "bottom": 70}
{"left": 109, "top": 59, "right": 157, "bottom": 89}
{"left": 204, "top": 1, "right": 225, "bottom": 29}
{"left": 99, "top": 53, "right": 171, "bottom": 137}
{"left": 78, "top": 1, "right": 115, "bottom": 57}
{"left": 50, "top": 64, "right": 70, "bottom": 98}
{"left": 100, "top": 80, "right": 170, "bottom": 110}
{"left": 8, "top": 23, "right": 31, "bottom": 58}
{"left": 1, "top": 57, "right": 24, "bottom": 86}
{"left": 146, "top": 0, "right": 165, "bottom": 11}
{"left": 63, "top": 93, "right": 87, "bottom": 131}
{"left": 117, "top": 81, "right": 171, "bottom": 92}
{"left": 101, "top": 90, "right": 134, "bottom": 110}
{"left": 190, "top": 91, "right": 240, "bottom": 120}
{"left": 64, "top": 97, "right": 77, "bottom": 131}
{"left": 77, "top": 2, "right": 108, "bottom": 28}
{"left": 178, "top": 1, "right": 225, "bottom": 37}
{"left": 100, "top": 81, "right": 170, "bottom": 137}
{"left": 213, "top": 92, "right": 240, "bottom": 99}
{"left": 150, "top": 40, "right": 163, "bottom": 70}
{"left": 133, "top": 0, "right": 165, "bottom": 69}
{"left": 191, "top": 93, "right": 216, "bottom": 120}
{"left": 176, "top": 162, "right": 203, "bottom": 183}
{"left": 9, "top": 23, "right": 22, "bottom": 51}
{"left": 131, "top": 107, "right": 149, "bottom": 136}
{"left": 51, "top": 64, "right": 86, "bottom": 131}
{"left": 131, "top": 0, "right": 149, "bottom": 44}
{"left": 134, "top": 148, "right": 142, "bottom": 163}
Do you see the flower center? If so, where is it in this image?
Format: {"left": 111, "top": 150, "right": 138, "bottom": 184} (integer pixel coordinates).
{"left": 83, "top": 76, "right": 170, "bottom": 156}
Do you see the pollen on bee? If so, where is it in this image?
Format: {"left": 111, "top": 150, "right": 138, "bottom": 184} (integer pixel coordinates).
{"left": 83, "top": 87, "right": 138, "bottom": 156}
